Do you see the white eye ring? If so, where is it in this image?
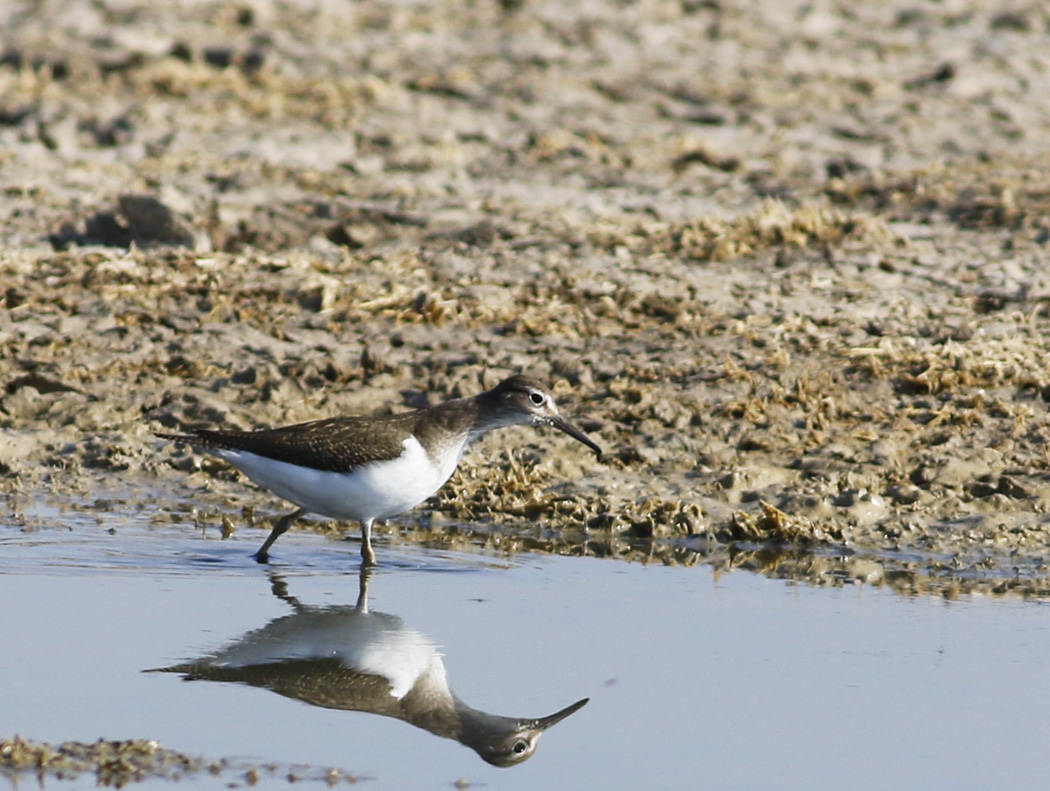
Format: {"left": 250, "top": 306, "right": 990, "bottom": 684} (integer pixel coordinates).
{"left": 529, "top": 391, "right": 545, "bottom": 405}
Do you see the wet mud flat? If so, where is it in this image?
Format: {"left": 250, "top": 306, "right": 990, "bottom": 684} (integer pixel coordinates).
{"left": 4, "top": 0, "right": 1050, "bottom": 629}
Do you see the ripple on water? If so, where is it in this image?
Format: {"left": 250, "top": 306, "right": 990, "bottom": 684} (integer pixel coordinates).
{"left": 0, "top": 502, "right": 512, "bottom": 578}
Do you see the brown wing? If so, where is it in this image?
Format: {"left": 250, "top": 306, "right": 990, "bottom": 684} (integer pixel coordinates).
{"left": 156, "top": 413, "right": 416, "bottom": 472}
{"left": 162, "top": 658, "right": 404, "bottom": 716}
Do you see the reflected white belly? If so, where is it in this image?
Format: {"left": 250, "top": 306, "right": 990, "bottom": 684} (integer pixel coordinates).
{"left": 215, "top": 436, "right": 460, "bottom": 522}
{"left": 209, "top": 611, "right": 448, "bottom": 700}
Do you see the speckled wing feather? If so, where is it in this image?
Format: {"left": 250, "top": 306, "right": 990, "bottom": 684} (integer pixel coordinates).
{"left": 156, "top": 413, "right": 418, "bottom": 473}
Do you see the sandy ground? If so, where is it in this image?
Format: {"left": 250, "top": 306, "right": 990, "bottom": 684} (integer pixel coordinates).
{"left": 4, "top": 0, "right": 1050, "bottom": 598}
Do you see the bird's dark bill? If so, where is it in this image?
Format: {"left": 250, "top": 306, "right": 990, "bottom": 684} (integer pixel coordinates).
{"left": 527, "top": 697, "right": 589, "bottom": 731}
{"left": 549, "top": 416, "right": 602, "bottom": 457}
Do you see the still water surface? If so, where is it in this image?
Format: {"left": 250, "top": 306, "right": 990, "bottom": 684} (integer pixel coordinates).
{"left": 2, "top": 511, "right": 1048, "bottom": 789}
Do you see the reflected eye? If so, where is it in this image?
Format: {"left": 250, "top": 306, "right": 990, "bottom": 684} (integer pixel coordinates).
{"left": 512, "top": 739, "right": 529, "bottom": 754}
{"left": 529, "top": 392, "right": 545, "bottom": 406}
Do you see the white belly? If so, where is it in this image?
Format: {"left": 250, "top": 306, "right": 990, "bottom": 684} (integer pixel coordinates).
{"left": 216, "top": 436, "right": 461, "bottom": 522}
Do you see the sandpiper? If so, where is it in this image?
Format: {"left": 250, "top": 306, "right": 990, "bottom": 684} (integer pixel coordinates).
{"left": 154, "top": 569, "right": 588, "bottom": 766}
{"left": 155, "top": 374, "right": 601, "bottom": 564}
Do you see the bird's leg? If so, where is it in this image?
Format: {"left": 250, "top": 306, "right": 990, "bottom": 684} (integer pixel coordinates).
{"left": 360, "top": 518, "right": 377, "bottom": 567}
{"left": 253, "top": 508, "right": 307, "bottom": 563}
{"left": 356, "top": 563, "right": 373, "bottom": 613}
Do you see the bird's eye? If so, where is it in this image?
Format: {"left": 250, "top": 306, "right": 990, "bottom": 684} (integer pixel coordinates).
{"left": 512, "top": 739, "right": 529, "bottom": 754}
{"left": 529, "top": 392, "right": 545, "bottom": 405}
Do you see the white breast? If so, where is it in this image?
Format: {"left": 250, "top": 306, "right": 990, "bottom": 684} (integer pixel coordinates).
{"left": 217, "top": 436, "right": 465, "bottom": 522}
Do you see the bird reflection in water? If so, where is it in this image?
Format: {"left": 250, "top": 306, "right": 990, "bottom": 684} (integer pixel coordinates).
{"left": 153, "top": 569, "right": 588, "bottom": 767}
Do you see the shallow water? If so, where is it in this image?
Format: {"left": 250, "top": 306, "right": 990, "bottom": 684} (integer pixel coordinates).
{"left": 3, "top": 507, "right": 1050, "bottom": 789}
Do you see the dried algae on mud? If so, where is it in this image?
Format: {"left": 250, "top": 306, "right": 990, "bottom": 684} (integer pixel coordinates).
{"left": 0, "top": 735, "right": 357, "bottom": 787}
{"left": 4, "top": 0, "right": 1050, "bottom": 600}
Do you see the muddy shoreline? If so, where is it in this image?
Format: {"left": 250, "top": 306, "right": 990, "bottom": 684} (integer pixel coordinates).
{"left": 5, "top": 0, "right": 1050, "bottom": 599}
